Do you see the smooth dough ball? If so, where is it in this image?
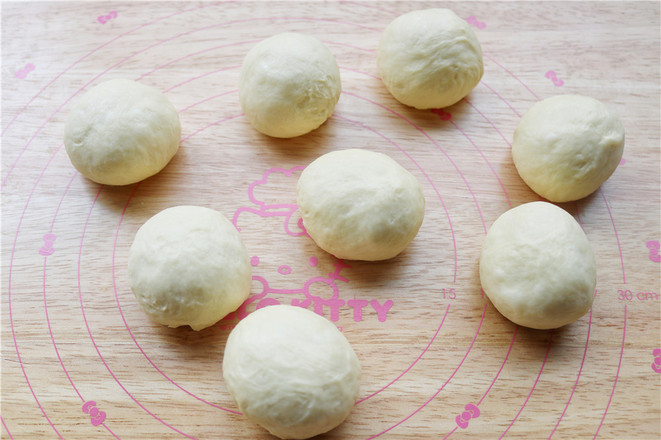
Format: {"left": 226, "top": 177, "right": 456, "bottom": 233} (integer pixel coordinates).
{"left": 296, "top": 148, "right": 425, "bottom": 261}
{"left": 64, "top": 78, "right": 181, "bottom": 185}
{"left": 479, "top": 201, "right": 596, "bottom": 329}
{"left": 223, "top": 305, "right": 360, "bottom": 439}
{"left": 239, "top": 32, "right": 341, "bottom": 138}
{"left": 512, "top": 94, "right": 625, "bottom": 202}
{"left": 377, "top": 8, "right": 484, "bottom": 109}
{"left": 128, "top": 206, "right": 251, "bottom": 331}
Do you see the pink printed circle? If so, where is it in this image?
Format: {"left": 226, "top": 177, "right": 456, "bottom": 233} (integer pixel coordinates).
{"left": 277, "top": 265, "right": 292, "bottom": 275}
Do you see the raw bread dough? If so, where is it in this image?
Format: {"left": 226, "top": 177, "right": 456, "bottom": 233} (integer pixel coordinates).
{"left": 512, "top": 94, "right": 625, "bottom": 202}
{"left": 296, "top": 148, "right": 425, "bottom": 261}
{"left": 64, "top": 78, "right": 181, "bottom": 185}
{"left": 377, "top": 8, "right": 483, "bottom": 109}
{"left": 128, "top": 206, "right": 251, "bottom": 331}
{"left": 479, "top": 201, "right": 596, "bottom": 329}
{"left": 222, "top": 305, "right": 360, "bottom": 439}
{"left": 239, "top": 32, "right": 341, "bottom": 138}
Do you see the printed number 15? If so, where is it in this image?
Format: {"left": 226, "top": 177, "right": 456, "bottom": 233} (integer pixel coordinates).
{"left": 442, "top": 288, "right": 456, "bottom": 299}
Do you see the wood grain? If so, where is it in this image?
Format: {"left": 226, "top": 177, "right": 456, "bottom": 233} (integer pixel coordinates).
{"left": 2, "top": 1, "right": 659, "bottom": 439}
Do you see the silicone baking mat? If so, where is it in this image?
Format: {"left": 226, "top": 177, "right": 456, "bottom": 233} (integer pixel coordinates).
{"left": 2, "top": 1, "right": 660, "bottom": 439}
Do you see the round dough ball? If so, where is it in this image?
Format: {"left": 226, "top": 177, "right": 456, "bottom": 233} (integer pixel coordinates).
{"left": 128, "top": 206, "right": 251, "bottom": 331}
{"left": 377, "top": 8, "right": 484, "bottom": 109}
{"left": 296, "top": 148, "right": 425, "bottom": 261}
{"left": 64, "top": 78, "right": 181, "bottom": 185}
{"left": 479, "top": 201, "right": 596, "bottom": 329}
{"left": 239, "top": 32, "right": 341, "bottom": 138}
{"left": 512, "top": 94, "right": 625, "bottom": 202}
{"left": 223, "top": 305, "right": 360, "bottom": 439}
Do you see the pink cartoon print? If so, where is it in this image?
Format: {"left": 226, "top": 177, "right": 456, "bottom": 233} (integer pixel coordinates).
{"left": 224, "top": 166, "right": 353, "bottom": 324}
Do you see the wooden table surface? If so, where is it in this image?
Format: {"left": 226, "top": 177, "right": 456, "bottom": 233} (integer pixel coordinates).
{"left": 2, "top": 1, "right": 660, "bottom": 439}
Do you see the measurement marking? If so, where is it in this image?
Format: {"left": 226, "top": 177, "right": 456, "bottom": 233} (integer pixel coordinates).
{"left": 548, "top": 304, "right": 594, "bottom": 438}
{"left": 163, "top": 65, "right": 241, "bottom": 93}
{"left": 41, "top": 173, "right": 120, "bottom": 438}
{"left": 8, "top": 138, "right": 118, "bottom": 437}
{"left": 498, "top": 331, "right": 553, "bottom": 439}
{"left": 135, "top": 36, "right": 250, "bottom": 81}
{"left": 463, "top": 97, "right": 513, "bottom": 148}
{"left": 618, "top": 289, "right": 658, "bottom": 301}
{"left": 600, "top": 190, "right": 626, "bottom": 284}
{"left": 43, "top": 173, "right": 83, "bottom": 402}
{"left": 593, "top": 305, "right": 627, "bottom": 439}
{"left": 356, "top": 303, "right": 450, "bottom": 404}
{"left": 180, "top": 114, "right": 243, "bottom": 143}
{"left": 368, "top": 303, "right": 487, "bottom": 439}
{"left": 109, "top": 182, "right": 242, "bottom": 415}
{"left": 484, "top": 54, "right": 541, "bottom": 100}
{"left": 178, "top": 90, "right": 236, "bottom": 114}
{"left": 454, "top": 98, "right": 514, "bottom": 209}
{"left": 1, "top": 415, "right": 14, "bottom": 439}
{"left": 78, "top": 186, "right": 198, "bottom": 438}
{"left": 7, "top": 141, "right": 71, "bottom": 438}
{"left": 480, "top": 81, "right": 522, "bottom": 118}
{"left": 647, "top": 240, "right": 661, "bottom": 263}
{"left": 478, "top": 327, "right": 518, "bottom": 406}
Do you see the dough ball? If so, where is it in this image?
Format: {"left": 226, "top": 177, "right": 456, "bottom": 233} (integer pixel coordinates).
{"left": 64, "top": 78, "right": 181, "bottom": 185}
{"left": 512, "top": 94, "right": 625, "bottom": 202}
{"left": 223, "top": 305, "right": 360, "bottom": 439}
{"left": 479, "top": 201, "right": 596, "bottom": 329}
{"left": 296, "top": 148, "right": 425, "bottom": 261}
{"left": 239, "top": 32, "right": 341, "bottom": 138}
{"left": 377, "top": 8, "right": 484, "bottom": 109}
{"left": 128, "top": 206, "right": 251, "bottom": 331}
